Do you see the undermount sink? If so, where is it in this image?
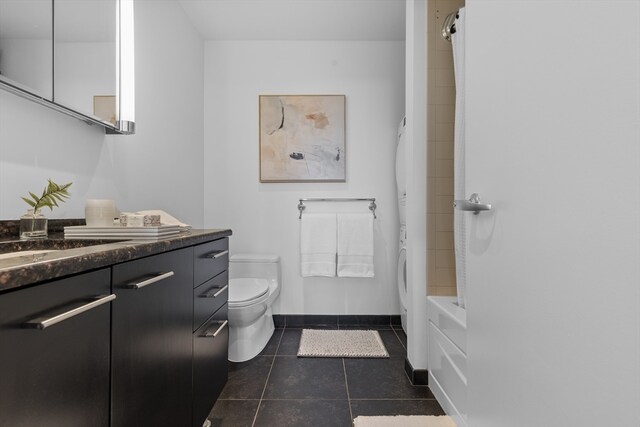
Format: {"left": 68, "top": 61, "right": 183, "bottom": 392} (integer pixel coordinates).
{"left": 0, "top": 238, "right": 125, "bottom": 261}
{"left": 0, "top": 250, "right": 59, "bottom": 261}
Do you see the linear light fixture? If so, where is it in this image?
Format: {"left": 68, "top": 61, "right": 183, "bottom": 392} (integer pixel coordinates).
{"left": 115, "top": 0, "right": 135, "bottom": 134}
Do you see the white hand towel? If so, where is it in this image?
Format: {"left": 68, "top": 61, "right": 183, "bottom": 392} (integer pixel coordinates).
{"left": 337, "top": 213, "right": 374, "bottom": 278}
{"left": 300, "top": 213, "right": 337, "bottom": 277}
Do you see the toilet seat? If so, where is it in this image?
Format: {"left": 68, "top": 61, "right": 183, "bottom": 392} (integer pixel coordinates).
{"left": 229, "top": 278, "right": 270, "bottom": 308}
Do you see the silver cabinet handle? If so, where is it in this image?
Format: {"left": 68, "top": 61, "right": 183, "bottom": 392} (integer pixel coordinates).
{"left": 124, "top": 271, "right": 174, "bottom": 289}
{"left": 204, "top": 320, "right": 228, "bottom": 338}
{"left": 207, "top": 250, "right": 228, "bottom": 259}
{"left": 203, "top": 284, "right": 229, "bottom": 299}
{"left": 24, "top": 294, "right": 116, "bottom": 330}
{"left": 453, "top": 193, "right": 492, "bottom": 215}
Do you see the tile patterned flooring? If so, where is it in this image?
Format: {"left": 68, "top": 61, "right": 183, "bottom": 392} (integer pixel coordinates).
{"left": 207, "top": 324, "right": 444, "bottom": 426}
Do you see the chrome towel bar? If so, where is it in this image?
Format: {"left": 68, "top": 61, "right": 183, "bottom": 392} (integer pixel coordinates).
{"left": 298, "top": 198, "right": 377, "bottom": 219}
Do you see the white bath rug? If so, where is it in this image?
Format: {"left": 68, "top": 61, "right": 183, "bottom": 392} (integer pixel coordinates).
{"left": 297, "top": 329, "right": 389, "bottom": 358}
{"left": 353, "top": 415, "right": 457, "bottom": 427}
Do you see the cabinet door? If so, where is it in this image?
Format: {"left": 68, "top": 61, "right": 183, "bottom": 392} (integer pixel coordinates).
{"left": 0, "top": 269, "right": 112, "bottom": 427}
{"left": 193, "top": 304, "right": 229, "bottom": 427}
{"left": 111, "top": 248, "right": 194, "bottom": 427}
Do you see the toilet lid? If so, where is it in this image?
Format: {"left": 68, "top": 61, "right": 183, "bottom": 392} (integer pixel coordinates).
{"left": 229, "top": 278, "right": 269, "bottom": 304}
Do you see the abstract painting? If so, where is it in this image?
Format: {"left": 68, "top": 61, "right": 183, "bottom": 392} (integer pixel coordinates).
{"left": 259, "top": 95, "right": 345, "bottom": 182}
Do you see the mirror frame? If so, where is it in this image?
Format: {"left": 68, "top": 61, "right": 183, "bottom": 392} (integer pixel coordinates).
{"left": 0, "top": 0, "right": 135, "bottom": 135}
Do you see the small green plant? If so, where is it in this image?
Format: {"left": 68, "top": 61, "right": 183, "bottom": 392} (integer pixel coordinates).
{"left": 21, "top": 179, "right": 72, "bottom": 213}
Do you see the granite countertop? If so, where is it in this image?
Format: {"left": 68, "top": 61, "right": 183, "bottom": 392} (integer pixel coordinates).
{"left": 0, "top": 227, "right": 232, "bottom": 293}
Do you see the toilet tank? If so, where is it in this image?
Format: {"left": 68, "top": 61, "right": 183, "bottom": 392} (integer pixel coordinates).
{"left": 229, "top": 254, "right": 280, "bottom": 282}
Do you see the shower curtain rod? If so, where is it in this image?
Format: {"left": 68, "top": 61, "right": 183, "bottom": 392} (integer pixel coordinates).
{"left": 441, "top": 9, "right": 459, "bottom": 42}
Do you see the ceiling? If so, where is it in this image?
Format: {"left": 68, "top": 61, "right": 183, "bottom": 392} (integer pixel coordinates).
{"left": 177, "top": 0, "right": 406, "bottom": 41}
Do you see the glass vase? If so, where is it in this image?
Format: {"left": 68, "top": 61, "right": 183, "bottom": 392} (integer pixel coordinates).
{"left": 20, "top": 209, "right": 48, "bottom": 239}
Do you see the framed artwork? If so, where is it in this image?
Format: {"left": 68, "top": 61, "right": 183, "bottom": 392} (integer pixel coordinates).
{"left": 259, "top": 94, "right": 345, "bottom": 182}
{"left": 93, "top": 95, "right": 116, "bottom": 125}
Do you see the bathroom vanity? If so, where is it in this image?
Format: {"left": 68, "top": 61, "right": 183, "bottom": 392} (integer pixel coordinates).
{"left": 0, "top": 228, "right": 231, "bottom": 427}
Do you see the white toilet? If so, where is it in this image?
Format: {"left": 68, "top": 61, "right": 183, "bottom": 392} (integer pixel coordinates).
{"left": 227, "top": 253, "right": 281, "bottom": 363}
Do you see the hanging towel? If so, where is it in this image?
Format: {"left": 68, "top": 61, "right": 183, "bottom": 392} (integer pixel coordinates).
{"left": 300, "top": 213, "right": 337, "bottom": 277}
{"left": 337, "top": 213, "right": 374, "bottom": 278}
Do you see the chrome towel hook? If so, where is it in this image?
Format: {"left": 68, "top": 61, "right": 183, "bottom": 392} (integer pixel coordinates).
{"left": 441, "top": 9, "right": 459, "bottom": 42}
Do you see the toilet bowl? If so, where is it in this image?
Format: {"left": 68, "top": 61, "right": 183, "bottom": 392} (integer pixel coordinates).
{"left": 227, "top": 253, "right": 281, "bottom": 363}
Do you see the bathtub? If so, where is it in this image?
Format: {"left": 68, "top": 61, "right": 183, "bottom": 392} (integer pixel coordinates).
{"left": 427, "top": 296, "right": 467, "bottom": 427}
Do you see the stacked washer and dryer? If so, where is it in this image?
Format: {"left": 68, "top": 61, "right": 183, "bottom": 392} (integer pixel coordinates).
{"left": 395, "top": 117, "right": 408, "bottom": 333}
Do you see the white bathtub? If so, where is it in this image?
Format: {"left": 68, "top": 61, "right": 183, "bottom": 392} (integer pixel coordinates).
{"left": 427, "top": 296, "right": 467, "bottom": 427}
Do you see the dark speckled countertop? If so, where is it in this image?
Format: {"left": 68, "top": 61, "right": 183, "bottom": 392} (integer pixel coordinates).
{"left": 0, "top": 227, "right": 232, "bottom": 293}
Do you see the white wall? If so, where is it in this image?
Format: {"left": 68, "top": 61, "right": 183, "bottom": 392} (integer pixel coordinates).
{"left": 204, "top": 40, "right": 405, "bottom": 314}
{"left": 465, "top": 1, "right": 640, "bottom": 426}
{"left": 0, "top": 0, "right": 205, "bottom": 228}
{"left": 109, "top": 0, "right": 204, "bottom": 227}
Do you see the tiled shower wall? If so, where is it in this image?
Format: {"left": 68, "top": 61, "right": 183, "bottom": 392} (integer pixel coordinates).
{"left": 427, "top": 0, "right": 465, "bottom": 296}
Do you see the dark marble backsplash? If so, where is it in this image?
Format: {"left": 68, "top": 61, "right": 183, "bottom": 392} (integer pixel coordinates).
{"left": 0, "top": 219, "right": 85, "bottom": 240}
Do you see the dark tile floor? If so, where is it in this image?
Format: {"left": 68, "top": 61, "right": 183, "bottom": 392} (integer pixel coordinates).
{"left": 207, "top": 324, "right": 444, "bottom": 427}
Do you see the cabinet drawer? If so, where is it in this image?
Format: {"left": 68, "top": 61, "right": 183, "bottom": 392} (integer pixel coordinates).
{"left": 194, "top": 271, "right": 228, "bottom": 331}
{"left": 0, "top": 269, "right": 112, "bottom": 427}
{"left": 193, "top": 304, "right": 228, "bottom": 427}
{"left": 194, "top": 238, "right": 228, "bottom": 287}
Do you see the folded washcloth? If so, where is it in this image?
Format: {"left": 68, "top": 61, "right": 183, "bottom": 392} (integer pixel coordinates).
{"left": 300, "top": 213, "right": 337, "bottom": 277}
{"left": 337, "top": 213, "right": 374, "bottom": 278}
{"left": 135, "top": 210, "right": 191, "bottom": 230}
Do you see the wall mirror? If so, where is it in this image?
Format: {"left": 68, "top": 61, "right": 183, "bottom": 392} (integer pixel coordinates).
{"left": 0, "top": 0, "right": 135, "bottom": 134}
{"left": 54, "top": 0, "right": 117, "bottom": 125}
{"left": 0, "top": 0, "right": 53, "bottom": 99}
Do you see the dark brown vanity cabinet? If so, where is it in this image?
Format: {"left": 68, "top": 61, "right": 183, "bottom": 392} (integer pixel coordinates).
{"left": 192, "top": 239, "right": 229, "bottom": 427}
{"left": 0, "top": 269, "right": 112, "bottom": 427}
{"left": 111, "top": 248, "right": 194, "bottom": 427}
{"left": 0, "top": 233, "right": 230, "bottom": 427}
{"left": 193, "top": 304, "right": 228, "bottom": 427}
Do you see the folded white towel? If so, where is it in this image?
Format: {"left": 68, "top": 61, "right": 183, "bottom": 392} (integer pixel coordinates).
{"left": 337, "top": 213, "right": 374, "bottom": 278}
{"left": 135, "top": 209, "right": 191, "bottom": 230}
{"left": 300, "top": 213, "right": 337, "bottom": 277}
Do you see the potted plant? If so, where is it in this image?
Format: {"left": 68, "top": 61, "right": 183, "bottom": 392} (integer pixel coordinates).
{"left": 20, "top": 179, "right": 72, "bottom": 239}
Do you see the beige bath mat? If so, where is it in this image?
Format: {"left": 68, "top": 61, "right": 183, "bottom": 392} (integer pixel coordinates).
{"left": 353, "top": 415, "right": 457, "bottom": 427}
{"left": 297, "top": 329, "right": 389, "bottom": 358}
